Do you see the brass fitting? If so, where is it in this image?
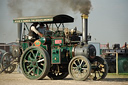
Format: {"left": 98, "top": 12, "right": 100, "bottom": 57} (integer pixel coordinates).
{"left": 81, "top": 14, "right": 88, "bottom": 19}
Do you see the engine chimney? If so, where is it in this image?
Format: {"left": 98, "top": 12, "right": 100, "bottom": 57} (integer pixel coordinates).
{"left": 81, "top": 14, "right": 88, "bottom": 44}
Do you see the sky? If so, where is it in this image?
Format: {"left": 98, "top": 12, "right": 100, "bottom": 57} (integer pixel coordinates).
{"left": 0, "top": 0, "right": 128, "bottom": 47}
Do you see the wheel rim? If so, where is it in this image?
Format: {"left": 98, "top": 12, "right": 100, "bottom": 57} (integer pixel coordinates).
{"left": 91, "top": 56, "right": 108, "bottom": 80}
{"left": 2, "top": 52, "right": 16, "bottom": 73}
{"left": 69, "top": 56, "right": 91, "bottom": 81}
{"left": 20, "top": 46, "right": 50, "bottom": 80}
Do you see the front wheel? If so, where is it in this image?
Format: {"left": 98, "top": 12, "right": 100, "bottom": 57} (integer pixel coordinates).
{"left": 68, "top": 56, "right": 91, "bottom": 81}
{"left": 20, "top": 46, "right": 50, "bottom": 80}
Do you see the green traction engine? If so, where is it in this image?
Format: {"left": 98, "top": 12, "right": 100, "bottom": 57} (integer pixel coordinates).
{"left": 13, "top": 14, "right": 108, "bottom": 81}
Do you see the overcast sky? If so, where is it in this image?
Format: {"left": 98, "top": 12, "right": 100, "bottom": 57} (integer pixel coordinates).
{"left": 0, "top": 0, "right": 128, "bottom": 47}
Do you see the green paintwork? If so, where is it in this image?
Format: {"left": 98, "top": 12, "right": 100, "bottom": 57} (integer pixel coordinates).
{"left": 32, "top": 37, "right": 47, "bottom": 50}
{"left": 40, "top": 45, "right": 47, "bottom": 50}
{"left": 21, "top": 42, "right": 29, "bottom": 51}
{"left": 60, "top": 46, "right": 73, "bottom": 63}
{"left": 51, "top": 46, "right": 73, "bottom": 64}
{"left": 39, "top": 37, "right": 46, "bottom": 44}
{"left": 51, "top": 49, "right": 60, "bottom": 64}
{"left": 67, "top": 46, "right": 73, "bottom": 59}
{"left": 118, "top": 56, "right": 128, "bottom": 73}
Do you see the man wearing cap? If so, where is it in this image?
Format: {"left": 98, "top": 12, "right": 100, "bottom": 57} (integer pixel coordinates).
{"left": 37, "top": 22, "right": 47, "bottom": 35}
{"left": 28, "top": 22, "right": 43, "bottom": 39}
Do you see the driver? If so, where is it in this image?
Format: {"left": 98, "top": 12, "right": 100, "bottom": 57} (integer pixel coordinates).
{"left": 28, "top": 22, "right": 43, "bottom": 39}
{"left": 37, "top": 22, "right": 47, "bottom": 35}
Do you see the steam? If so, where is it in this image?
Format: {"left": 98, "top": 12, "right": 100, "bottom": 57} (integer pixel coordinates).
{"left": 7, "top": 0, "right": 92, "bottom": 17}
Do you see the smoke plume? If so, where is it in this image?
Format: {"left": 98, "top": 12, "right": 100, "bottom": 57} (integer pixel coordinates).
{"left": 7, "top": 0, "right": 69, "bottom": 17}
{"left": 8, "top": 0, "right": 23, "bottom": 17}
{"left": 59, "top": 0, "right": 92, "bottom": 15}
{"left": 7, "top": 0, "right": 92, "bottom": 17}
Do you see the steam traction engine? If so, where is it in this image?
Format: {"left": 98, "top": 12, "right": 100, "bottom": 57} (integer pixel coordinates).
{"left": 13, "top": 14, "right": 108, "bottom": 81}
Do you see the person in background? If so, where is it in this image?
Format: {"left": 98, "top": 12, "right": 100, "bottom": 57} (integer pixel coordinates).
{"left": 28, "top": 22, "right": 43, "bottom": 39}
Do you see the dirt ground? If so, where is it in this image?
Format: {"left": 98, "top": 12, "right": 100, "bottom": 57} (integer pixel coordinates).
{"left": 0, "top": 71, "right": 128, "bottom": 85}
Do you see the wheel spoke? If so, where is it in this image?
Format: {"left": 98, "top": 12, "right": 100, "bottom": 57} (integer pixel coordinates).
{"left": 77, "top": 59, "right": 81, "bottom": 65}
{"left": 28, "top": 68, "right": 34, "bottom": 74}
{"left": 30, "top": 50, "right": 35, "bottom": 57}
{"left": 94, "top": 71, "right": 97, "bottom": 79}
{"left": 80, "top": 60, "right": 83, "bottom": 67}
{"left": 37, "top": 67, "right": 40, "bottom": 75}
{"left": 37, "top": 59, "right": 44, "bottom": 63}
{"left": 24, "top": 60, "right": 31, "bottom": 63}
{"left": 33, "top": 67, "right": 36, "bottom": 75}
{"left": 39, "top": 54, "right": 41, "bottom": 60}
{"left": 98, "top": 71, "right": 101, "bottom": 77}
{"left": 27, "top": 63, "right": 33, "bottom": 68}
{"left": 81, "top": 67, "right": 87, "bottom": 70}
{"left": 38, "top": 66, "right": 43, "bottom": 71}
{"left": 76, "top": 71, "right": 81, "bottom": 77}
{"left": 72, "top": 66, "right": 77, "bottom": 69}
{"left": 82, "top": 63, "right": 87, "bottom": 68}
{"left": 35, "top": 51, "right": 39, "bottom": 59}
{"left": 28, "top": 53, "right": 33, "bottom": 60}
{"left": 8, "top": 56, "right": 10, "bottom": 62}
{"left": 100, "top": 70, "right": 105, "bottom": 73}
{"left": 73, "top": 61, "right": 78, "bottom": 67}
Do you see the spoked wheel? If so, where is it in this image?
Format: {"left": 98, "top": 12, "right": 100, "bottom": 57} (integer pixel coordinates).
{"left": 48, "top": 72, "right": 68, "bottom": 80}
{"left": 68, "top": 56, "right": 91, "bottom": 81}
{"left": 20, "top": 46, "right": 50, "bottom": 80}
{"left": 1, "top": 52, "right": 16, "bottom": 73}
{"left": 90, "top": 56, "right": 108, "bottom": 80}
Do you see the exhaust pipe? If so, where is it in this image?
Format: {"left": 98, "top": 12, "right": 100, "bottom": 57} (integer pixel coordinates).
{"left": 73, "top": 14, "right": 96, "bottom": 59}
{"left": 81, "top": 14, "right": 88, "bottom": 44}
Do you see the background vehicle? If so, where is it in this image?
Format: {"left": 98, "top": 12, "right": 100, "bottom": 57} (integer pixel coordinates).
{"left": 0, "top": 44, "right": 17, "bottom": 73}
{"left": 101, "top": 43, "right": 128, "bottom": 73}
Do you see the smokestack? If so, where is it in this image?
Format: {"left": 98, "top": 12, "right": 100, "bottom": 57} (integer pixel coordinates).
{"left": 81, "top": 14, "right": 88, "bottom": 44}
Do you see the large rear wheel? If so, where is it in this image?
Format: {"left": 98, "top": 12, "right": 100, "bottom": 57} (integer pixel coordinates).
{"left": 68, "top": 56, "right": 91, "bottom": 81}
{"left": 20, "top": 46, "right": 50, "bottom": 80}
